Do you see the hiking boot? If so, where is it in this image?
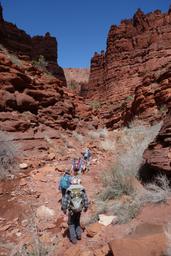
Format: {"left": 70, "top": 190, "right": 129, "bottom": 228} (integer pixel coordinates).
{"left": 71, "top": 239, "right": 77, "bottom": 244}
{"left": 77, "top": 235, "right": 81, "bottom": 240}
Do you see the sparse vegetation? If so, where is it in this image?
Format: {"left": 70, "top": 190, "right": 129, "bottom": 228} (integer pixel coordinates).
{"left": 142, "top": 175, "right": 170, "bottom": 204}
{"left": 100, "top": 139, "right": 115, "bottom": 151}
{"left": 159, "top": 104, "right": 168, "bottom": 114}
{"left": 68, "top": 80, "right": 77, "bottom": 90}
{"left": 13, "top": 207, "right": 59, "bottom": 256}
{"left": 91, "top": 121, "right": 170, "bottom": 224}
{"left": 72, "top": 131, "right": 84, "bottom": 145}
{"left": 126, "top": 95, "right": 134, "bottom": 101}
{"left": 88, "top": 128, "right": 108, "bottom": 139}
{"left": 32, "top": 55, "right": 48, "bottom": 72}
{"left": 89, "top": 100, "right": 101, "bottom": 110}
{"left": 0, "top": 43, "right": 22, "bottom": 67}
{"left": 110, "top": 198, "right": 141, "bottom": 224}
{"left": 99, "top": 166, "right": 135, "bottom": 200}
{"left": 0, "top": 131, "right": 19, "bottom": 179}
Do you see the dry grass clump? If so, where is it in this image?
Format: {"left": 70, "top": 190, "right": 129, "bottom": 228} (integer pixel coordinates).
{"left": 91, "top": 121, "right": 171, "bottom": 224}
{"left": 32, "top": 55, "right": 48, "bottom": 72}
{"left": 110, "top": 198, "right": 141, "bottom": 224}
{"left": 116, "top": 121, "right": 162, "bottom": 177}
{"left": 72, "top": 131, "right": 84, "bottom": 145}
{"left": 0, "top": 44, "right": 22, "bottom": 67}
{"left": 99, "top": 166, "right": 135, "bottom": 200}
{"left": 0, "top": 131, "right": 19, "bottom": 179}
{"left": 142, "top": 175, "right": 171, "bottom": 204}
{"left": 88, "top": 128, "right": 108, "bottom": 140}
{"left": 100, "top": 139, "right": 116, "bottom": 151}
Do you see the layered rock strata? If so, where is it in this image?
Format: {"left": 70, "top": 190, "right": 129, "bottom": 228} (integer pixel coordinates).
{"left": 87, "top": 8, "right": 171, "bottom": 128}
{"left": 143, "top": 111, "right": 171, "bottom": 175}
{"left": 0, "top": 3, "right": 65, "bottom": 81}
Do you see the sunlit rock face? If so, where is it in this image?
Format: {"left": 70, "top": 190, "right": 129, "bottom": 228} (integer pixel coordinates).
{"left": 86, "top": 8, "right": 171, "bottom": 128}
{"left": 0, "top": 4, "right": 65, "bottom": 81}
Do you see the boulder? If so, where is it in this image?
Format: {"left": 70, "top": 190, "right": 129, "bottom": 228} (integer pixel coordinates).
{"left": 86, "top": 222, "right": 104, "bottom": 237}
{"left": 36, "top": 205, "right": 55, "bottom": 220}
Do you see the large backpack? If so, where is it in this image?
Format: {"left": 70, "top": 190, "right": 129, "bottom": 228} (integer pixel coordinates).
{"left": 60, "top": 175, "right": 71, "bottom": 190}
{"left": 68, "top": 186, "right": 84, "bottom": 213}
{"left": 84, "top": 149, "right": 91, "bottom": 160}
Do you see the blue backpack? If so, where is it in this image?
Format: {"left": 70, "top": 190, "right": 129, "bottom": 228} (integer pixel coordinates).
{"left": 60, "top": 175, "right": 71, "bottom": 190}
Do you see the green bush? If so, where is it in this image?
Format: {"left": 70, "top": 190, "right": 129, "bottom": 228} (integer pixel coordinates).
{"left": 32, "top": 55, "right": 48, "bottom": 72}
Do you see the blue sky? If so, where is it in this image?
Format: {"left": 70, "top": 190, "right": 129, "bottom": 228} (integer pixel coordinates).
{"left": 1, "top": 0, "right": 171, "bottom": 68}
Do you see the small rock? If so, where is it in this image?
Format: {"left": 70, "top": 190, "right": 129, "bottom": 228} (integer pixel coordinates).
{"left": 86, "top": 222, "right": 104, "bottom": 237}
{"left": 16, "top": 232, "right": 22, "bottom": 237}
{"left": 19, "top": 163, "right": 28, "bottom": 169}
{"left": 40, "top": 178, "right": 47, "bottom": 183}
{"left": 36, "top": 205, "right": 55, "bottom": 220}
{"left": 21, "top": 219, "right": 28, "bottom": 227}
{"left": 98, "top": 214, "right": 118, "bottom": 226}
{"left": 48, "top": 153, "right": 56, "bottom": 161}
{"left": 19, "top": 179, "right": 27, "bottom": 186}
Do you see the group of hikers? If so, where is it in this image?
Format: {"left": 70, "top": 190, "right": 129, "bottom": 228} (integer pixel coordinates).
{"left": 58, "top": 148, "right": 91, "bottom": 244}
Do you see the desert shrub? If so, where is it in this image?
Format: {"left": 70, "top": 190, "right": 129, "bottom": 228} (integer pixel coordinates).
{"left": 68, "top": 80, "right": 77, "bottom": 90}
{"left": 32, "top": 55, "right": 48, "bottom": 72}
{"left": 100, "top": 139, "right": 115, "bottom": 151}
{"left": 91, "top": 121, "right": 166, "bottom": 224}
{"left": 141, "top": 175, "right": 171, "bottom": 204}
{"left": 110, "top": 198, "right": 141, "bottom": 224}
{"left": 117, "top": 121, "right": 162, "bottom": 177}
{"left": 88, "top": 128, "right": 108, "bottom": 139}
{"left": 99, "top": 166, "right": 135, "bottom": 201}
{"left": 0, "top": 131, "right": 19, "bottom": 179}
{"left": 159, "top": 104, "right": 168, "bottom": 114}
{"left": 8, "top": 53, "right": 22, "bottom": 67}
{"left": 72, "top": 131, "right": 84, "bottom": 145}
{"left": 126, "top": 95, "right": 134, "bottom": 101}
{"left": 89, "top": 100, "right": 101, "bottom": 110}
{"left": 0, "top": 44, "right": 22, "bottom": 67}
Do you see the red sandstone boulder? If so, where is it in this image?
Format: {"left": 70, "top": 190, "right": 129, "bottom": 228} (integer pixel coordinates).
{"left": 109, "top": 233, "right": 166, "bottom": 256}
{"left": 143, "top": 111, "right": 171, "bottom": 174}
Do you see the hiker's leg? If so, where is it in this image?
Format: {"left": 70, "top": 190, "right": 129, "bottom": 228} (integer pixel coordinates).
{"left": 86, "top": 160, "right": 90, "bottom": 172}
{"left": 61, "top": 188, "right": 66, "bottom": 205}
{"left": 68, "top": 212, "right": 77, "bottom": 242}
{"left": 75, "top": 212, "right": 82, "bottom": 239}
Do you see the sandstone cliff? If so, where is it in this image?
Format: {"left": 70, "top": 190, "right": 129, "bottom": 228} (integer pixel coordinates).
{"left": 87, "top": 8, "right": 171, "bottom": 128}
{"left": 0, "top": 3, "right": 65, "bottom": 81}
{"left": 142, "top": 111, "right": 171, "bottom": 177}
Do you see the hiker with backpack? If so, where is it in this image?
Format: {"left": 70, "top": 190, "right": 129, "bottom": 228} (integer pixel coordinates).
{"left": 58, "top": 170, "right": 72, "bottom": 204}
{"left": 82, "top": 148, "right": 92, "bottom": 172}
{"left": 62, "top": 177, "right": 89, "bottom": 244}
